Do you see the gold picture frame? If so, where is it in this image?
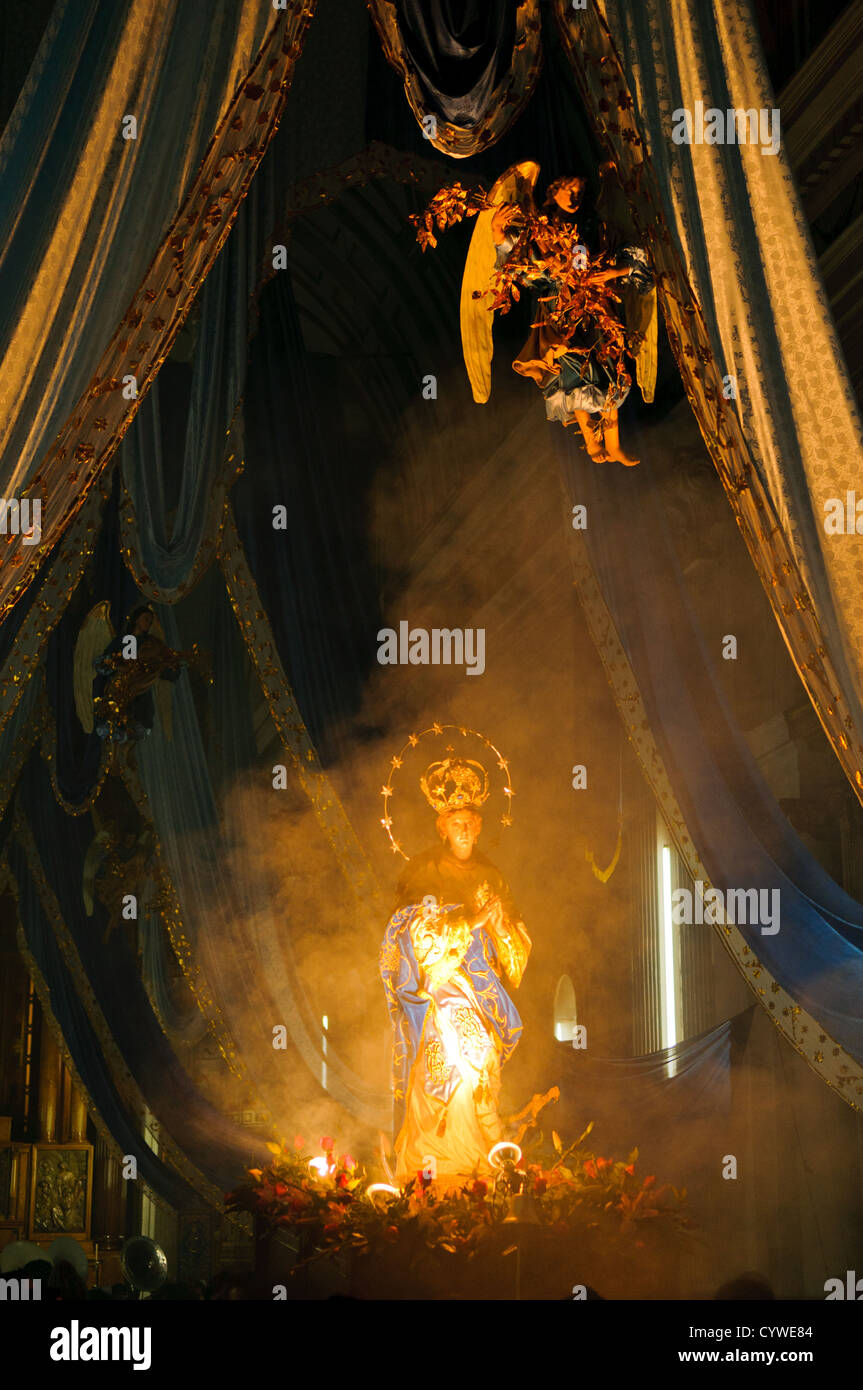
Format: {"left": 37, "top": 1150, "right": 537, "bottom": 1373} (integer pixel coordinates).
{"left": 28, "top": 1143, "right": 93, "bottom": 1240}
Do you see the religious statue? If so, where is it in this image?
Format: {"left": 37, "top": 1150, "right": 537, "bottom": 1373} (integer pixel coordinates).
{"left": 411, "top": 159, "right": 656, "bottom": 466}
{"left": 74, "top": 601, "right": 209, "bottom": 763}
{"left": 380, "top": 731, "right": 530, "bottom": 1183}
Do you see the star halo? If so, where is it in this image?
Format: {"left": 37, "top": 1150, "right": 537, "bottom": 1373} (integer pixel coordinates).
{"left": 379, "top": 722, "right": 514, "bottom": 861}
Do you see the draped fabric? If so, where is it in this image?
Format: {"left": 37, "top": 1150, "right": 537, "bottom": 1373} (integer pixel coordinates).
{"left": 552, "top": 0, "right": 863, "bottom": 808}
{"left": 368, "top": 0, "right": 542, "bottom": 158}
{"left": 117, "top": 160, "right": 262, "bottom": 600}
{"left": 45, "top": 476, "right": 138, "bottom": 810}
{"left": 130, "top": 585, "right": 391, "bottom": 1128}
{"left": 6, "top": 847, "right": 201, "bottom": 1215}
{"left": 554, "top": 1011, "right": 751, "bottom": 1150}
{"left": 0, "top": 0, "right": 317, "bottom": 623}
{"left": 9, "top": 757, "right": 264, "bottom": 1204}
{"left": 0, "top": 488, "right": 106, "bottom": 742}
{"left": 559, "top": 425, "right": 863, "bottom": 1105}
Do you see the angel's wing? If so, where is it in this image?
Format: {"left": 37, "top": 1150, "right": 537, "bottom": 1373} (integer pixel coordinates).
{"left": 74, "top": 601, "right": 114, "bottom": 733}
{"left": 149, "top": 612, "right": 173, "bottom": 743}
{"left": 460, "top": 160, "right": 540, "bottom": 404}
{"left": 596, "top": 161, "right": 657, "bottom": 404}
{"left": 624, "top": 282, "right": 657, "bottom": 404}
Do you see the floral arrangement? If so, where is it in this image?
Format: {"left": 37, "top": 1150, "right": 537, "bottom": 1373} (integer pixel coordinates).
{"left": 225, "top": 1110, "right": 690, "bottom": 1282}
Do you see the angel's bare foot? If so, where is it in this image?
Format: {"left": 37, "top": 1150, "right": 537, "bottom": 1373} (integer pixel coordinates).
{"left": 605, "top": 447, "right": 640, "bottom": 467}
{"left": 602, "top": 413, "right": 639, "bottom": 466}
{"left": 573, "top": 410, "right": 607, "bottom": 462}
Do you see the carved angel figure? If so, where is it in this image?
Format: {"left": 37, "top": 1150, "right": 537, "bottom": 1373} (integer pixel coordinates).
{"left": 73, "top": 601, "right": 208, "bottom": 756}
{"left": 411, "top": 160, "right": 657, "bottom": 465}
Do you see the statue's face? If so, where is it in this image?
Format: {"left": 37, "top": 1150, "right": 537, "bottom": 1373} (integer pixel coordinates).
{"left": 443, "top": 811, "right": 479, "bottom": 861}
{"left": 552, "top": 178, "right": 584, "bottom": 213}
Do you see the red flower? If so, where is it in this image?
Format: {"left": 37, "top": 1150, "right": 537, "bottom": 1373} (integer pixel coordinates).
{"left": 534, "top": 1177, "right": 547, "bottom": 1196}
{"left": 596, "top": 1157, "right": 611, "bottom": 1171}
{"left": 470, "top": 1179, "right": 488, "bottom": 1199}
{"left": 274, "top": 1182, "right": 288, "bottom": 1197}
{"left": 624, "top": 1164, "right": 635, "bottom": 1176}
{"left": 341, "top": 1154, "right": 355, "bottom": 1171}
{"left": 583, "top": 1160, "right": 597, "bottom": 1179}
{"left": 643, "top": 1175, "right": 656, "bottom": 1188}
{"left": 417, "top": 1168, "right": 432, "bottom": 1189}
{"left": 293, "top": 1135, "right": 305, "bottom": 1151}
{"left": 321, "top": 1136, "right": 334, "bottom": 1152}
{"left": 383, "top": 1225, "right": 399, "bottom": 1243}
{"left": 336, "top": 1173, "right": 350, "bottom": 1189}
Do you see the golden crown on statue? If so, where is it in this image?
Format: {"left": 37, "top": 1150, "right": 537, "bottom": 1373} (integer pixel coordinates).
{"left": 380, "top": 722, "right": 513, "bottom": 859}
{"left": 420, "top": 752, "right": 490, "bottom": 814}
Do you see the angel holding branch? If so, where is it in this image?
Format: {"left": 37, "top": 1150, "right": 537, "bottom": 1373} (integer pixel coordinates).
{"left": 411, "top": 160, "right": 656, "bottom": 466}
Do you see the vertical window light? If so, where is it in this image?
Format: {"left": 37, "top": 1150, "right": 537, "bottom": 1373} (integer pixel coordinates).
{"left": 660, "top": 845, "right": 678, "bottom": 1076}
{"left": 553, "top": 974, "right": 578, "bottom": 1042}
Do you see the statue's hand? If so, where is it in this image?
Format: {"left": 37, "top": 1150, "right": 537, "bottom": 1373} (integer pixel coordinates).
{"left": 491, "top": 204, "right": 521, "bottom": 245}
{"left": 471, "top": 895, "right": 501, "bottom": 931}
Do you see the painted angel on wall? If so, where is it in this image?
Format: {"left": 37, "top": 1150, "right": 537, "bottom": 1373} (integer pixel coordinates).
{"left": 411, "top": 159, "right": 656, "bottom": 466}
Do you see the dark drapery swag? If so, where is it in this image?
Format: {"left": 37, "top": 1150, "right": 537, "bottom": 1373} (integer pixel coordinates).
{"left": 397, "top": 0, "right": 517, "bottom": 124}
{"left": 554, "top": 1010, "right": 752, "bottom": 1147}
{"left": 368, "top": 0, "right": 542, "bottom": 157}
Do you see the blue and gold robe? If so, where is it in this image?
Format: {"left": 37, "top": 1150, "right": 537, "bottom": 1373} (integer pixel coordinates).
{"left": 380, "top": 847, "right": 530, "bottom": 1180}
